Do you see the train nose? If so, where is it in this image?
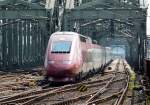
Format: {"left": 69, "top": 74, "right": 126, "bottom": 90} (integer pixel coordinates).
{"left": 47, "top": 60, "right": 75, "bottom": 77}
{"left": 47, "top": 60, "right": 72, "bottom": 70}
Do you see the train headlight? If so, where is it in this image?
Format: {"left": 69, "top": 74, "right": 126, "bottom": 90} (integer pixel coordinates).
{"left": 48, "top": 77, "right": 53, "bottom": 81}
{"left": 48, "top": 60, "right": 55, "bottom": 64}
{"left": 63, "top": 77, "right": 69, "bottom": 81}
{"left": 63, "top": 61, "right": 71, "bottom": 64}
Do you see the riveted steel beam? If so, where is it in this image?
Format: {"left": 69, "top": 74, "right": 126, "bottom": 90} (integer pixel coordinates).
{"left": 76, "top": 0, "right": 139, "bottom": 10}
{"left": 65, "top": 8, "right": 145, "bottom": 20}
{"left": 0, "top": 0, "right": 45, "bottom": 9}
{"left": 0, "top": 9, "right": 49, "bottom": 19}
{"left": 0, "top": 0, "right": 16, "bottom": 5}
{"left": 76, "top": 0, "right": 110, "bottom": 9}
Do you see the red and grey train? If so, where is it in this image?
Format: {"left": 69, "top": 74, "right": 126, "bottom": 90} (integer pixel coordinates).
{"left": 44, "top": 32, "right": 112, "bottom": 82}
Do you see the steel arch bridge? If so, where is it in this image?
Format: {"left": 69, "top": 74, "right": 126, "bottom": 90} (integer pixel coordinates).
{"left": 0, "top": 0, "right": 147, "bottom": 71}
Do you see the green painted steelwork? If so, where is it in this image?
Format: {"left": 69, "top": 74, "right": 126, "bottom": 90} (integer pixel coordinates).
{"left": 0, "top": 0, "right": 61, "bottom": 70}
{"left": 65, "top": 8, "right": 145, "bottom": 20}
{"left": 0, "top": 0, "right": 146, "bottom": 71}
{"left": 76, "top": 0, "right": 139, "bottom": 9}
{"left": 63, "top": 5, "right": 146, "bottom": 71}
{"left": 0, "top": 9, "right": 48, "bottom": 19}
{"left": 0, "top": 19, "right": 49, "bottom": 70}
{"left": 0, "top": 0, "right": 45, "bottom": 9}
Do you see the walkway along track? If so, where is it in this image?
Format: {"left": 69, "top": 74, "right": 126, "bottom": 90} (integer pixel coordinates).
{"left": 0, "top": 59, "right": 130, "bottom": 105}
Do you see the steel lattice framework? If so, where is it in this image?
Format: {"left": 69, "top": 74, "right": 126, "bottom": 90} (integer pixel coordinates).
{"left": 62, "top": 0, "right": 146, "bottom": 70}
{"left": 0, "top": 0, "right": 147, "bottom": 71}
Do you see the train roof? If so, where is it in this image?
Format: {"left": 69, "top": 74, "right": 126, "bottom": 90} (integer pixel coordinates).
{"left": 51, "top": 31, "right": 90, "bottom": 39}
{"left": 52, "top": 31, "right": 78, "bottom": 35}
{"left": 51, "top": 31, "right": 97, "bottom": 44}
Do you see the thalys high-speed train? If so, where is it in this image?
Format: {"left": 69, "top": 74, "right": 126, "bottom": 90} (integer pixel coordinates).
{"left": 44, "top": 32, "right": 112, "bottom": 82}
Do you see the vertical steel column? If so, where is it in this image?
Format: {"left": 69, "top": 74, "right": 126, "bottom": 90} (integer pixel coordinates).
{"left": 34, "top": 21, "right": 38, "bottom": 64}
{"left": 12, "top": 20, "right": 18, "bottom": 67}
{"left": 40, "top": 29, "right": 45, "bottom": 63}
{"left": 31, "top": 21, "right": 35, "bottom": 65}
{"left": 23, "top": 20, "right": 27, "bottom": 66}
{"left": 14, "top": 20, "right": 18, "bottom": 68}
{"left": 18, "top": 21, "right": 23, "bottom": 67}
{"left": 39, "top": 26, "right": 42, "bottom": 64}
{"left": 0, "top": 25, "right": 2, "bottom": 68}
{"left": 5, "top": 20, "right": 9, "bottom": 69}
{"left": 33, "top": 21, "right": 36, "bottom": 64}
{"left": 11, "top": 22, "right": 14, "bottom": 66}
{"left": 30, "top": 21, "right": 33, "bottom": 65}
{"left": 37, "top": 21, "right": 40, "bottom": 64}
{"left": 26, "top": 20, "right": 31, "bottom": 67}
{"left": 15, "top": 21, "right": 19, "bottom": 67}
{"left": 30, "top": 21, "right": 34, "bottom": 65}
{"left": 7, "top": 20, "right": 13, "bottom": 69}
{"left": 2, "top": 19, "right": 7, "bottom": 69}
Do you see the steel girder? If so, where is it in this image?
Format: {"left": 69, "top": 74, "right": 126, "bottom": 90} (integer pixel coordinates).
{"left": 76, "top": 0, "right": 139, "bottom": 10}
{"left": 0, "top": 0, "right": 45, "bottom": 9}
{"left": 0, "top": 9, "right": 49, "bottom": 19}
{"left": 0, "top": 1, "right": 46, "bottom": 21}
{"left": 0, "top": 0, "right": 16, "bottom": 5}
{"left": 75, "top": 0, "right": 110, "bottom": 9}
{"left": 65, "top": 8, "right": 145, "bottom": 20}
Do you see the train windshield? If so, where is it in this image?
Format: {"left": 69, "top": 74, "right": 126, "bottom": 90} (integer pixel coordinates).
{"left": 51, "top": 41, "right": 72, "bottom": 53}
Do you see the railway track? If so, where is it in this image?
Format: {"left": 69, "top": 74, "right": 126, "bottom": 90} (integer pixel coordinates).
{"left": 0, "top": 73, "right": 114, "bottom": 104}
{"left": 0, "top": 72, "right": 43, "bottom": 99}
{"left": 34, "top": 59, "right": 128, "bottom": 105}
{"left": 0, "top": 59, "right": 130, "bottom": 105}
